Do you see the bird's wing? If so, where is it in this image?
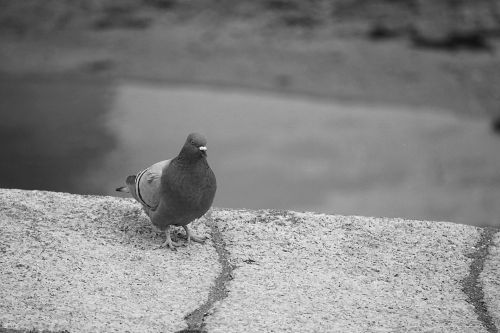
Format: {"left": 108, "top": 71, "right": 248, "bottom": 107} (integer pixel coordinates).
{"left": 135, "top": 159, "right": 171, "bottom": 210}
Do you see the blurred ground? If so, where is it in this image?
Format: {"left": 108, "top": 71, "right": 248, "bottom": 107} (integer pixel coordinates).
{"left": 1, "top": 0, "right": 500, "bottom": 119}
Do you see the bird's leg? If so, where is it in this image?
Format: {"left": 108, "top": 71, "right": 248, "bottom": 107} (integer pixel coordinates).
{"left": 183, "top": 225, "right": 207, "bottom": 245}
{"left": 205, "top": 208, "right": 214, "bottom": 226}
{"left": 158, "top": 225, "right": 183, "bottom": 250}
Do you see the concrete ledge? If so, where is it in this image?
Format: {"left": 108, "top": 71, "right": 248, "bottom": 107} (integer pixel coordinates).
{"left": 483, "top": 231, "right": 500, "bottom": 330}
{"left": 0, "top": 189, "right": 498, "bottom": 333}
{"left": 0, "top": 189, "right": 217, "bottom": 332}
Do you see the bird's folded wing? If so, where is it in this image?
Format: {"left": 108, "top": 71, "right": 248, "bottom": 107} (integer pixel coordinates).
{"left": 136, "top": 159, "right": 171, "bottom": 210}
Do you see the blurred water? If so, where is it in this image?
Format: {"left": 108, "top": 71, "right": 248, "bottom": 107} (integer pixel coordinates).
{"left": 0, "top": 76, "right": 116, "bottom": 194}
{"left": 1, "top": 77, "right": 499, "bottom": 227}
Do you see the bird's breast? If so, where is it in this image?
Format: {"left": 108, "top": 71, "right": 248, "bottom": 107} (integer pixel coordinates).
{"left": 161, "top": 164, "right": 216, "bottom": 215}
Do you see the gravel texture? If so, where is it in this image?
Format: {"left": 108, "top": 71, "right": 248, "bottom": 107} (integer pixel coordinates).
{"left": 0, "top": 189, "right": 218, "bottom": 332}
{"left": 482, "top": 231, "right": 500, "bottom": 329}
{"left": 205, "top": 209, "right": 490, "bottom": 332}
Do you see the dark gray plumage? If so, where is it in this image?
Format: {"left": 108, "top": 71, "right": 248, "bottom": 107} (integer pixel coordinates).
{"left": 116, "top": 133, "right": 217, "bottom": 249}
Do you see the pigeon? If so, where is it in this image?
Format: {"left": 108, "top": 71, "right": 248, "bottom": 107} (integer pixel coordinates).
{"left": 116, "top": 133, "right": 217, "bottom": 249}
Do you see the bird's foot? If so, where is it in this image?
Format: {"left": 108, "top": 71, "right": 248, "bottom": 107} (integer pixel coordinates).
{"left": 183, "top": 225, "right": 207, "bottom": 245}
{"left": 156, "top": 239, "right": 183, "bottom": 250}
{"left": 188, "top": 234, "right": 207, "bottom": 244}
{"left": 155, "top": 226, "right": 183, "bottom": 250}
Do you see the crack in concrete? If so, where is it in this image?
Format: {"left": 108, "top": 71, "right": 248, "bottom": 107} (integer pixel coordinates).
{"left": 4, "top": 217, "right": 498, "bottom": 333}
{"left": 2, "top": 215, "right": 234, "bottom": 333}
{"left": 461, "top": 227, "right": 499, "bottom": 333}
{"left": 176, "top": 215, "right": 235, "bottom": 333}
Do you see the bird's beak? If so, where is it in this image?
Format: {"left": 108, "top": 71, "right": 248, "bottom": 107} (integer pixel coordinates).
{"left": 199, "top": 146, "right": 207, "bottom": 156}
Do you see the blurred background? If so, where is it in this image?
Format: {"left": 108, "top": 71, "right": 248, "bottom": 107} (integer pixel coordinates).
{"left": 0, "top": 0, "right": 499, "bottom": 227}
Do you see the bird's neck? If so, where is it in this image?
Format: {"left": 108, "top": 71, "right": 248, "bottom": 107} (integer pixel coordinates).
{"left": 175, "top": 155, "right": 207, "bottom": 169}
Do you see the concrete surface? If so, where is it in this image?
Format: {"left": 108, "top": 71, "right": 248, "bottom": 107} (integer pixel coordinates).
{"left": 205, "top": 210, "right": 494, "bottom": 333}
{"left": 0, "top": 188, "right": 498, "bottom": 333}
{"left": 0, "top": 189, "right": 218, "bottom": 332}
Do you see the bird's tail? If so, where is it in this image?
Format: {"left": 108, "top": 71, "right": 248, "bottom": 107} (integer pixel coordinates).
{"left": 116, "top": 175, "right": 136, "bottom": 193}
{"left": 115, "top": 186, "right": 130, "bottom": 193}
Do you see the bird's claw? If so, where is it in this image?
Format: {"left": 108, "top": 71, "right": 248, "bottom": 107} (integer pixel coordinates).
{"left": 189, "top": 234, "right": 207, "bottom": 244}
{"left": 155, "top": 229, "right": 184, "bottom": 250}
{"left": 183, "top": 225, "right": 207, "bottom": 245}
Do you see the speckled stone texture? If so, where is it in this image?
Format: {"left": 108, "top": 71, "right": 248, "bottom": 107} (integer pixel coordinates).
{"left": 0, "top": 189, "right": 218, "bottom": 332}
{"left": 482, "top": 232, "right": 500, "bottom": 329}
{"left": 1, "top": 189, "right": 498, "bottom": 333}
{"left": 205, "top": 209, "right": 490, "bottom": 333}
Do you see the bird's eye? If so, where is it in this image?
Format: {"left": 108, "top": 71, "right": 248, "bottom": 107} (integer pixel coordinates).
{"left": 190, "top": 140, "right": 195, "bottom": 145}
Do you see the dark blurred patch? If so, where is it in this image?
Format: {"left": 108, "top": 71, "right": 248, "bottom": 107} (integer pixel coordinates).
{"left": 1, "top": 0, "right": 499, "bottom": 45}
{"left": 255, "top": 0, "right": 323, "bottom": 29}
{"left": 0, "top": 0, "right": 154, "bottom": 34}
{"left": 0, "top": 75, "right": 116, "bottom": 194}
{"left": 332, "top": 0, "right": 499, "bottom": 51}
{"left": 368, "top": 22, "right": 404, "bottom": 40}
{"left": 82, "top": 59, "right": 115, "bottom": 74}
{"left": 265, "top": 0, "right": 300, "bottom": 11}
{"left": 332, "top": 0, "right": 416, "bottom": 19}
{"left": 409, "top": 0, "right": 498, "bottom": 52}
{"left": 492, "top": 117, "right": 500, "bottom": 135}
{"left": 332, "top": 0, "right": 416, "bottom": 34}
{"left": 143, "top": 0, "right": 177, "bottom": 10}
{"left": 281, "top": 14, "right": 319, "bottom": 28}
{"left": 93, "top": 3, "right": 152, "bottom": 30}
{"left": 94, "top": 16, "right": 152, "bottom": 30}
{"left": 275, "top": 74, "right": 292, "bottom": 88}
{"left": 0, "top": 0, "right": 76, "bottom": 34}
{"left": 411, "top": 30, "right": 492, "bottom": 52}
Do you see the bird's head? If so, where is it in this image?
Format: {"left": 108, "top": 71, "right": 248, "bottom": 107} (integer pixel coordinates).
{"left": 180, "top": 132, "right": 209, "bottom": 160}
